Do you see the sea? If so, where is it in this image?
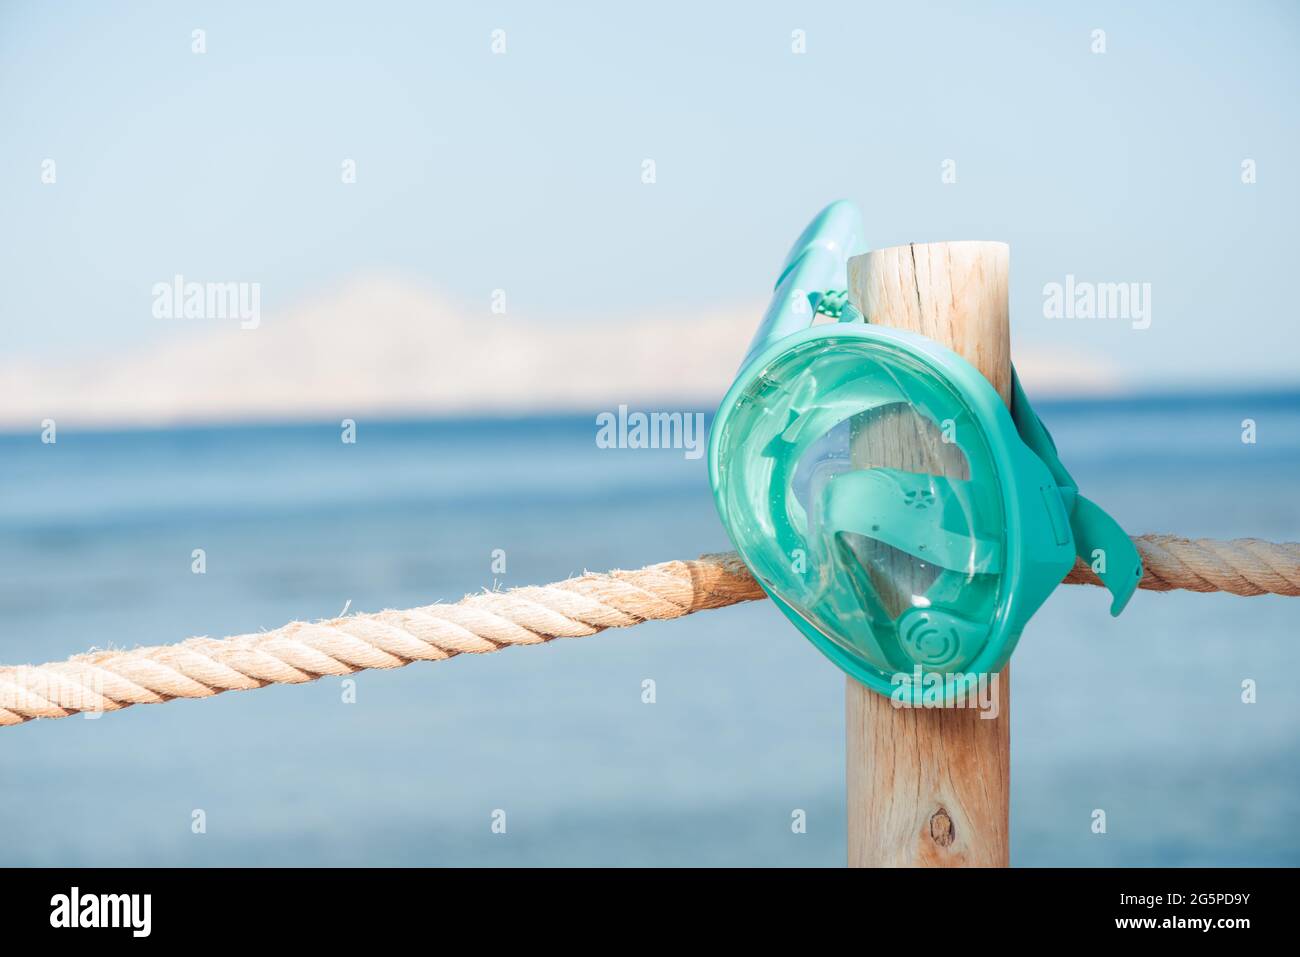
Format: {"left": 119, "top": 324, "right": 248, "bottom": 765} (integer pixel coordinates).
{"left": 2, "top": 392, "right": 1298, "bottom": 866}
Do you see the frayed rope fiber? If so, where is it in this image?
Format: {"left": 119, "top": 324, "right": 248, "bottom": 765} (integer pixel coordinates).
{"left": 2, "top": 536, "right": 1296, "bottom": 728}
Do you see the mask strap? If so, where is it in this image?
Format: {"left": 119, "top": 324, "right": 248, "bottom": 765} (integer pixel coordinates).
{"left": 1010, "top": 367, "right": 1141, "bottom": 615}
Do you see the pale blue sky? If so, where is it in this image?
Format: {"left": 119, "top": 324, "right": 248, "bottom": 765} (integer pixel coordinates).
{"left": 2, "top": 0, "right": 1297, "bottom": 388}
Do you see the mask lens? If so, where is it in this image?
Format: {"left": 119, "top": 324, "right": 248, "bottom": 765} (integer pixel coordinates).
{"left": 714, "top": 335, "right": 1007, "bottom": 682}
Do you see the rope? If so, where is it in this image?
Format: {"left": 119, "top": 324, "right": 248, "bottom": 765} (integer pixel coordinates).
{"left": 1064, "top": 535, "right": 1300, "bottom": 596}
{"left": 0, "top": 553, "right": 764, "bottom": 728}
{"left": 2, "top": 535, "right": 1296, "bottom": 728}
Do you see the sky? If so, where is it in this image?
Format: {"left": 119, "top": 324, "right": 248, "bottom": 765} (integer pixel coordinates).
{"left": 1, "top": 0, "right": 1298, "bottom": 409}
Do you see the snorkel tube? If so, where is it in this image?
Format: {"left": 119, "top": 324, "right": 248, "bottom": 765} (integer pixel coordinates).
{"left": 741, "top": 200, "right": 870, "bottom": 368}
{"left": 709, "top": 202, "right": 1141, "bottom": 699}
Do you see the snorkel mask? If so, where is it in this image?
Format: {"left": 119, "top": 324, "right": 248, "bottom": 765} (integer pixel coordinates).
{"left": 708, "top": 202, "right": 1142, "bottom": 699}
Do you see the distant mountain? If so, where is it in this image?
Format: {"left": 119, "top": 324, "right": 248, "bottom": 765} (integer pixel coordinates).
{"left": 0, "top": 277, "right": 1122, "bottom": 429}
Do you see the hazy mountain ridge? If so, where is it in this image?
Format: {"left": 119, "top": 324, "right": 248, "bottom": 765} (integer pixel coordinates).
{"left": 0, "top": 278, "right": 1122, "bottom": 429}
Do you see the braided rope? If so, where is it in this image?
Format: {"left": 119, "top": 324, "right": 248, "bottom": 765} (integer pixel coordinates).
{"left": 2, "top": 536, "right": 1296, "bottom": 728}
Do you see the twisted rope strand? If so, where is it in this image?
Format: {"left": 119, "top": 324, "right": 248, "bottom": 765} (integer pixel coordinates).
{"left": 1, "top": 537, "right": 1296, "bottom": 728}
{"left": 1063, "top": 535, "right": 1300, "bottom": 596}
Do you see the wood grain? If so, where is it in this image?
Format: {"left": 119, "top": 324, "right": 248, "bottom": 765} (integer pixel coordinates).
{"left": 845, "top": 241, "right": 1011, "bottom": 867}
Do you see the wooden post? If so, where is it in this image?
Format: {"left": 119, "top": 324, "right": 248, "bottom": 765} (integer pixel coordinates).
{"left": 845, "top": 241, "right": 1012, "bottom": 867}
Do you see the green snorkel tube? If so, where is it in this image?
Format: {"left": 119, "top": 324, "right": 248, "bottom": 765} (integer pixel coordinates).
{"left": 708, "top": 202, "right": 1142, "bottom": 700}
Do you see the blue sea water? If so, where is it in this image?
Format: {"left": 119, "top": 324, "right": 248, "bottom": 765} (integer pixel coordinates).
{"left": 1, "top": 394, "right": 1298, "bottom": 866}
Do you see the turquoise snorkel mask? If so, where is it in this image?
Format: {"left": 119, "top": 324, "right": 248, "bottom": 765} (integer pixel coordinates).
{"left": 708, "top": 202, "right": 1142, "bottom": 698}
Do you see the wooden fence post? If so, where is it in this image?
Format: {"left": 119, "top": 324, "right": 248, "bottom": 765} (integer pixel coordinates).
{"left": 845, "top": 241, "right": 1012, "bottom": 867}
